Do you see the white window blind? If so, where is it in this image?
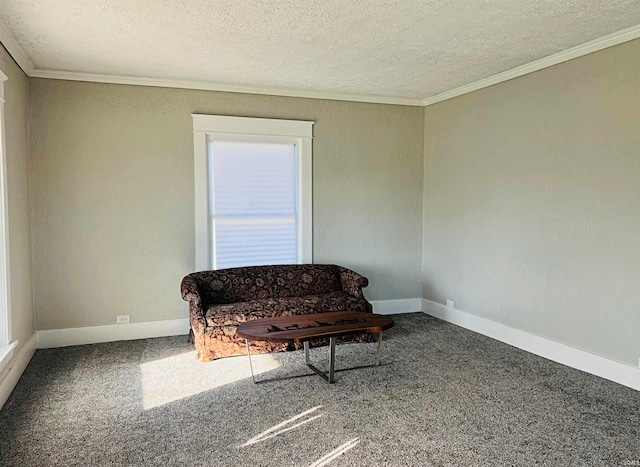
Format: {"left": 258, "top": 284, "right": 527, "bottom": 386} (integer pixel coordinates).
{"left": 192, "top": 114, "right": 313, "bottom": 271}
{"left": 209, "top": 141, "right": 299, "bottom": 269}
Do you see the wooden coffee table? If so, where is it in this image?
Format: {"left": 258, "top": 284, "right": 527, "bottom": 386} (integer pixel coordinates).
{"left": 236, "top": 311, "right": 394, "bottom": 384}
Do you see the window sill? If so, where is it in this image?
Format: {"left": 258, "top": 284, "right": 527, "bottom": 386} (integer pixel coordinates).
{"left": 0, "top": 341, "right": 17, "bottom": 375}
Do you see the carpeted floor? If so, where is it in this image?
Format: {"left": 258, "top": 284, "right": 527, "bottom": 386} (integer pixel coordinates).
{"left": 0, "top": 313, "right": 638, "bottom": 466}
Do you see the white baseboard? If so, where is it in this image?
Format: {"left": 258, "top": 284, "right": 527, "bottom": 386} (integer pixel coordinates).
{"left": 34, "top": 298, "right": 421, "bottom": 349}
{"left": 37, "top": 318, "right": 190, "bottom": 349}
{"left": 371, "top": 298, "right": 423, "bottom": 315}
{"left": 0, "top": 341, "right": 17, "bottom": 375}
{"left": 0, "top": 333, "right": 37, "bottom": 410}
{"left": 422, "top": 299, "right": 640, "bottom": 391}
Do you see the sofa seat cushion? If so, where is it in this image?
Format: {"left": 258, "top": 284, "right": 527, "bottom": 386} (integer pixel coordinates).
{"left": 204, "top": 291, "right": 370, "bottom": 328}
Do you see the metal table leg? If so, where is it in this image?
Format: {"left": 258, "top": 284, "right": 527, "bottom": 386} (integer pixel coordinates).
{"left": 328, "top": 337, "right": 336, "bottom": 383}
{"left": 246, "top": 339, "right": 257, "bottom": 384}
{"left": 376, "top": 331, "right": 383, "bottom": 366}
{"left": 304, "top": 337, "right": 337, "bottom": 384}
{"left": 248, "top": 333, "right": 385, "bottom": 385}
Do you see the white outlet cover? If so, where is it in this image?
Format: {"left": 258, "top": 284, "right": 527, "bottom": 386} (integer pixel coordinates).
{"left": 116, "top": 315, "right": 130, "bottom": 324}
{"left": 446, "top": 300, "right": 454, "bottom": 308}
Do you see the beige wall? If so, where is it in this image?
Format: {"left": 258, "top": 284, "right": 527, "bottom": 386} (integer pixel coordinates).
{"left": 423, "top": 39, "right": 640, "bottom": 366}
{"left": 0, "top": 45, "right": 34, "bottom": 354}
{"left": 25, "top": 32, "right": 639, "bottom": 368}
{"left": 29, "top": 80, "right": 424, "bottom": 330}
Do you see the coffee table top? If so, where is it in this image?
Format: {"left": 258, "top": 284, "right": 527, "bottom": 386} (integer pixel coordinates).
{"left": 236, "top": 311, "right": 394, "bottom": 344}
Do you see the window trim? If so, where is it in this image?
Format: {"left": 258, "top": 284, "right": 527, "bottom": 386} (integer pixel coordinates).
{"left": 0, "top": 68, "right": 12, "bottom": 361}
{"left": 192, "top": 114, "right": 314, "bottom": 271}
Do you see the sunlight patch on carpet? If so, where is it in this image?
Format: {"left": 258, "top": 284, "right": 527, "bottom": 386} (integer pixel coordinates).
{"left": 240, "top": 405, "right": 323, "bottom": 447}
{"left": 309, "top": 438, "right": 360, "bottom": 467}
{"left": 139, "top": 352, "right": 280, "bottom": 410}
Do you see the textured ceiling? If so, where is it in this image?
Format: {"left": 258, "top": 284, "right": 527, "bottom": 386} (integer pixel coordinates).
{"left": 1, "top": 0, "right": 639, "bottom": 99}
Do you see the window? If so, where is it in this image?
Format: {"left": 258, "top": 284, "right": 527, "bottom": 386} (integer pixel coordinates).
{"left": 192, "top": 115, "right": 313, "bottom": 270}
{"left": 0, "top": 69, "right": 14, "bottom": 372}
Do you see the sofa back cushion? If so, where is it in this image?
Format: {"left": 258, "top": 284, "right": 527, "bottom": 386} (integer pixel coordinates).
{"left": 191, "top": 264, "right": 344, "bottom": 304}
{"left": 271, "top": 264, "right": 342, "bottom": 298}
{"left": 192, "top": 266, "right": 274, "bottom": 304}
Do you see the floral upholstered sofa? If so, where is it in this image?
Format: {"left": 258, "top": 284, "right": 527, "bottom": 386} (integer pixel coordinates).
{"left": 180, "top": 264, "right": 373, "bottom": 361}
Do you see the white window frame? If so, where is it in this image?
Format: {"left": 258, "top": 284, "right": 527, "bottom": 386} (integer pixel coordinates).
{"left": 0, "top": 68, "right": 15, "bottom": 375}
{"left": 192, "top": 114, "right": 314, "bottom": 271}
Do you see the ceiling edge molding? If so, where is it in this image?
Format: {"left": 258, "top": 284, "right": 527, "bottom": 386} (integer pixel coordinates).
{"left": 1, "top": 13, "right": 638, "bottom": 107}
{"left": 29, "top": 69, "right": 425, "bottom": 106}
{"left": 0, "top": 17, "right": 34, "bottom": 75}
{"left": 422, "top": 23, "right": 640, "bottom": 106}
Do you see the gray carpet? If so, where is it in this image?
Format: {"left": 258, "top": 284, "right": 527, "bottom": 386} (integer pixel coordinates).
{"left": 0, "top": 313, "right": 638, "bottom": 466}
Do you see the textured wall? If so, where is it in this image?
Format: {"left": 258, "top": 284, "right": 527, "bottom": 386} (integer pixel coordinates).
{"left": 423, "top": 38, "right": 640, "bottom": 366}
{"left": 29, "top": 80, "right": 424, "bottom": 330}
{"left": 0, "top": 45, "right": 34, "bottom": 352}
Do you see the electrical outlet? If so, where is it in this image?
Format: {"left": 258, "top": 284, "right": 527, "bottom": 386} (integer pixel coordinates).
{"left": 446, "top": 300, "right": 454, "bottom": 308}
{"left": 116, "top": 315, "right": 130, "bottom": 324}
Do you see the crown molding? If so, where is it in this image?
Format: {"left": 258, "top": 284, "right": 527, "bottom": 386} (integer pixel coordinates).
{"left": 0, "top": 13, "right": 422, "bottom": 106}
{"left": 0, "top": 16, "right": 34, "bottom": 75}
{"left": 422, "top": 23, "right": 640, "bottom": 106}
{"left": 29, "top": 69, "right": 425, "bottom": 106}
{"left": 0, "top": 11, "right": 638, "bottom": 107}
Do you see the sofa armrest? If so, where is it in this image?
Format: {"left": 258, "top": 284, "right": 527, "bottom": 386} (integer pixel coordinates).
{"left": 337, "top": 266, "right": 369, "bottom": 299}
{"left": 181, "top": 275, "right": 206, "bottom": 332}
{"left": 181, "top": 275, "right": 201, "bottom": 306}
